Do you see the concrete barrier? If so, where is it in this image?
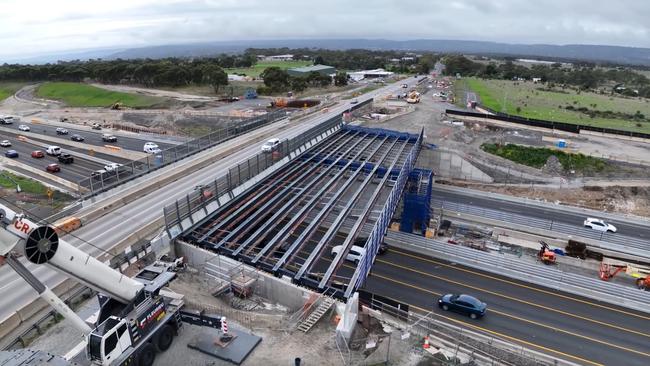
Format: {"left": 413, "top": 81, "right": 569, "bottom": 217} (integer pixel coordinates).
{"left": 0, "top": 313, "right": 21, "bottom": 343}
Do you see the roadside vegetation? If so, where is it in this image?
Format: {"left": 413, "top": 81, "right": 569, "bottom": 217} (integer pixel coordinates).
{"left": 0, "top": 170, "right": 73, "bottom": 200}
{"left": 0, "top": 82, "right": 26, "bottom": 101}
{"left": 462, "top": 77, "right": 650, "bottom": 134}
{"left": 481, "top": 143, "right": 609, "bottom": 173}
{"left": 36, "top": 82, "right": 166, "bottom": 108}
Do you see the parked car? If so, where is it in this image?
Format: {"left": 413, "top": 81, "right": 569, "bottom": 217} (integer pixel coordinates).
{"left": 70, "top": 134, "right": 85, "bottom": 142}
{"left": 18, "top": 124, "right": 30, "bottom": 131}
{"left": 31, "top": 150, "right": 44, "bottom": 158}
{"left": 4, "top": 150, "right": 18, "bottom": 158}
{"left": 438, "top": 294, "right": 487, "bottom": 319}
{"left": 401, "top": 84, "right": 408, "bottom": 88}
{"left": 56, "top": 128, "right": 69, "bottom": 135}
{"left": 102, "top": 134, "right": 117, "bottom": 142}
{"left": 46, "top": 146, "right": 62, "bottom": 156}
{"left": 58, "top": 154, "right": 74, "bottom": 164}
{"left": 584, "top": 218, "right": 617, "bottom": 233}
{"left": 143, "top": 142, "right": 160, "bottom": 154}
{"left": 91, "top": 123, "right": 102, "bottom": 130}
{"left": 261, "top": 138, "right": 280, "bottom": 153}
{"left": 330, "top": 245, "right": 366, "bottom": 264}
{"left": 46, "top": 163, "right": 61, "bottom": 173}
{"left": 104, "top": 162, "right": 123, "bottom": 172}
{"left": 0, "top": 140, "right": 11, "bottom": 147}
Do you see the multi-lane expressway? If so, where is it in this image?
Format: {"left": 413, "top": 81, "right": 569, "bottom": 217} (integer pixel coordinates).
{"left": 0, "top": 78, "right": 417, "bottom": 326}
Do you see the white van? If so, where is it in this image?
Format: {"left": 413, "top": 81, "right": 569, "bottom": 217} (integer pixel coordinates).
{"left": 143, "top": 142, "right": 160, "bottom": 154}
{"left": 46, "top": 146, "right": 62, "bottom": 156}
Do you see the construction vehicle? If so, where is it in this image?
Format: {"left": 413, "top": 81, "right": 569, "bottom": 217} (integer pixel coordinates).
{"left": 406, "top": 90, "right": 420, "bottom": 104}
{"left": 538, "top": 241, "right": 556, "bottom": 265}
{"left": 0, "top": 204, "right": 217, "bottom": 366}
{"left": 599, "top": 259, "right": 650, "bottom": 290}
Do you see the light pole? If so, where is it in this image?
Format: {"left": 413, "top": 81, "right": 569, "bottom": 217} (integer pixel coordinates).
{"left": 1, "top": 172, "right": 21, "bottom": 193}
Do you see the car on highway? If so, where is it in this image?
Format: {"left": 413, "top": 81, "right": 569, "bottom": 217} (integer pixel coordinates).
{"left": 70, "top": 134, "right": 85, "bottom": 142}
{"left": 0, "top": 140, "right": 11, "bottom": 147}
{"left": 46, "top": 146, "right": 62, "bottom": 156}
{"left": 401, "top": 84, "right": 408, "bottom": 88}
{"left": 102, "top": 134, "right": 117, "bottom": 142}
{"left": 46, "top": 163, "right": 61, "bottom": 173}
{"left": 58, "top": 154, "right": 74, "bottom": 164}
{"left": 4, "top": 150, "right": 18, "bottom": 158}
{"left": 18, "top": 124, "right": 30, "bottom": 131}
{"left": 104, "top": 162, "right": 123, "bottom": 172}
{"left": 584, "top": 218, "right": 617, "bottom": 233}
{"left": 350, "top": 99, "right": 359, "bottom": 104}
{"left": 91, "top": 169, "right": 107, "bottom": 178}
{"left": 2, "top": 116, "right": 17, "bottom": 124}
{"left": 143, "top": 142, "right": 160, "bottom": 154}
{"left": 0, "top": 118, "right": 9, "bottom": 125}
{"left": 31, "top": 150, "right": 44, "bottom": 158}
{"left": 56, "top": 128, "right": 69, "bottom": 135}
{"left": 438, "top": 294, "right": 487, "bottom": 319}
{"left": 91, "top": 123, "right": 102, "bottom": 130}
{"left": 330, "top": 245, "right": 366, "bottom": 264}
{"left": 261, "top": 138, "right": 280, "bottom": 153}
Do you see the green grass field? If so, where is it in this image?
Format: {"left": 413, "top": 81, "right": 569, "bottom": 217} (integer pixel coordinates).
{"left": 226, "top": 60, "right": 312, "bottom": 78}
{"left": 481, "top": 143, "right": 609, "bottom": 173}
{"left": 0, "top": 82, "right": 26, "bottom": 101}
{"left": 463, "top": 77, "right": 650, "bottom": 134}
{"left": 36, "top": 82, "right": 166, "bottom": 108}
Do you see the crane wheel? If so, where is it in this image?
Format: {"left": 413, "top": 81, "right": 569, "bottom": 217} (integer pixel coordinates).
{"left": 155, "top": 325, "right": 175, "bottom": 352}
{"left": 636, "top": 278, "right": 648, "bottom": 290}
{"left": 137, "top": 343, "right": 156, "bottom": 366}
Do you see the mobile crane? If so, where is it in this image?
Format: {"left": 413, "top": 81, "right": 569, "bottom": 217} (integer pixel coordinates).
{"left": 0, "top": 204, "right": 210, "bottom": 366}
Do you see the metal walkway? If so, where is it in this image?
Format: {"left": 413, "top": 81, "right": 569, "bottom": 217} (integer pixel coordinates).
{"left": 182, "top": 124, "right": 422, "bottom": 298}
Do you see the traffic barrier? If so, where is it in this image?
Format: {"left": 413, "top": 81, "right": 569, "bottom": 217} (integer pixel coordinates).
{"left": 104, "top": 145, "right": 121, "bottom": 151}
{"left": 423, "top": 336, "right": 430, "bottom": 349}
{"left": 53, "top": 217, "right": 82, "bottom": 236}
{"left": 17, "top": 136, "right": 27, "bottom": 142}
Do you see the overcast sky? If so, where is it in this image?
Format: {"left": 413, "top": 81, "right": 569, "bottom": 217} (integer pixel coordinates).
{"left": 2, "top": 0, "right": 649, "bottom": 61}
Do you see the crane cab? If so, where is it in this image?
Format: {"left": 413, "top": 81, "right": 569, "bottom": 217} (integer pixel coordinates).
{"left": 88, "top": 317, "right": 133, "bottom": 365}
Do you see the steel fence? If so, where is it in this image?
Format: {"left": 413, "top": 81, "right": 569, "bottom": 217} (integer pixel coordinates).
{"left": 431, "top": 198, "right": 650, "bottom": 256}
{"left": 78, "top": 110, "right": 287, "bottom": 198}
{"left": 163, "top": 114, "right": 345, "bottom": 237}
{"left": 345, "top": 128, "right": 424, "bottom": 298}
{"left": 385, "top": 230, "right": 650, "bottom": 311}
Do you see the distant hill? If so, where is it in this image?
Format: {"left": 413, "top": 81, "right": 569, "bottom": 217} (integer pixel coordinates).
{"left": 105, "top": 39, "right": 650, "bottom": 66}
{"left": 7, "top": 39, "right": 650, "bottom": 66}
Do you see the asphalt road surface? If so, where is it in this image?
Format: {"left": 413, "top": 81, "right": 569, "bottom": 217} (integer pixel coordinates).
{"left": 0, "top": 78, "right": 416, "bottom": 325}
{"left": 365, "top": 246, "right": 650, "bottom": 366}
{"left": 431, "top": 186, "right": 650, "bottom": 240}
{"left": 0, "top": 121, "right": 176, "bottom": 152}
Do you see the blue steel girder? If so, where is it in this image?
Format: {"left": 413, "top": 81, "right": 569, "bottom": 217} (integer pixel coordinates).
{"left": 230, "top": 132, "right": 380, "bottom": 258}
{"left": 251, "top": 136, "right": 392, "bottom": 264}
{"left": 317, "top": 138, "right": 410, "bottom": 289}
{"left": 195, "top": 130, "right": 354, "bottom": 244}
{"left": 344, "top": 128, "right": 424, "bottom": 298}
{"left": 294, "top": 137, "right": 410, "bottom": 282}
{"left": 269, "top": 136, "right": 397, "bottom": 271}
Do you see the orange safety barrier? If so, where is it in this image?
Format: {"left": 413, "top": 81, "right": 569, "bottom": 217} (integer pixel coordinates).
{"left": 104, "top": 145, "right": 122, "bottom": 151}
{"left": 31, "top": 119, "right": 42, "bottom": 124}
{"left": 53, "top": 217, "right": 82, "bottom": 235}
{"left": 17, "top": 136, "right": 27, "bottom": 142}
{"left": 423, "top": 336, "right": 430, "bottom": 349}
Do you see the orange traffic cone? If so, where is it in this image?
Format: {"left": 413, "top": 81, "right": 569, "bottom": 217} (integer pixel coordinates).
{"left": 423, "top": 336, "right": 430, "bottom": 349}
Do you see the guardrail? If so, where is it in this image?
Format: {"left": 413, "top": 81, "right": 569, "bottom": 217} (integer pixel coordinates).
{"left": 345, "top": 127, "right": 424, "bottom": 298}
{"left": 385, "top": 230, "right": 650, "bottom": 313}
{"left": 163, "top": 114, "right": 347, "bottom": 237}
{"left": 431, "top": 199, "right": 650, "bottom": 256}
{"left": 78, "top": 110, "right": 287, "bottom": 198}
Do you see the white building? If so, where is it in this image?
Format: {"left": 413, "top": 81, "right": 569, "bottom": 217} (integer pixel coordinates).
{"left": 264, "top": 54, "right": 294, "bottom": 61}
{"left": 348, "top": 69, "right": 395, "bottom": 82}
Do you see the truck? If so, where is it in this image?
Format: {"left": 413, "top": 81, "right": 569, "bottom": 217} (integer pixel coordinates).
{"left": 0, "top": 204, "right": 218, "bottom": 366}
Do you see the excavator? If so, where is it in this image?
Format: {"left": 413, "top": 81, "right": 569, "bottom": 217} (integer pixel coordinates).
{"left": 405, "top": 90, "right": 420, "bottom": 104}
{"left": 599, "top": 259, "right": 650, "bottom": 290}
{"left": 538, "top": 241, "right": 556, "bottom": 265}
{"left": 0, "top": 204, "right": 219, "bottom": 365}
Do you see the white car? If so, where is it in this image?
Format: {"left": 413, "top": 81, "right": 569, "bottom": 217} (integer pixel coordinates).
{"left": 584, "top": 218, "right": 617, "bottom": 233}
{"left": 104, "top": 163, "right": 123, "bottom": 172}
{"left": 330, "top": 245, "right": 366, "bottom": 264}
{"left": 261, "top": 138, "right": 280, "bottom": 153}
{"left": 18, "top": 124, "right": 30, "bottom": 131}
{"left": 143, "top": 142, "right": 160, "bottom": 154}
{"left": 0, "top": 140, "right": 11, "bottom": 147}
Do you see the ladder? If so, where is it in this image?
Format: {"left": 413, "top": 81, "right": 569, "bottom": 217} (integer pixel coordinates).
{"left": 297, "top": 297, "right": 336, "bottom": 333}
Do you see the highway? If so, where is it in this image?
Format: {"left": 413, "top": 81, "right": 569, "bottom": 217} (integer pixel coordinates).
{"left": 432, "top": 186, "right": 650, "bottom": 239}
{"left": 365, "top": 246, "right": 650, "bottom": 366}
{"left": 0, "top": 121, "right": 176, "bottom": 152}
{"left": 0, "top": 78, "right": 418, "bottom": 325}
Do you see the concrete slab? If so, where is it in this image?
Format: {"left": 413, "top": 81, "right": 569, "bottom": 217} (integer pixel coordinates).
{"left": 187, "top": 328, "right": 262, "bottom": 365}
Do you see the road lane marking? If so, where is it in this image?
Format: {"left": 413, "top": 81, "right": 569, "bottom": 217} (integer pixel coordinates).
{"left": 376, "top": 258, "right": 650, "bottom": 339}
{"left": 389, "top": 248, "right": 650, "bottom": 320}
{"left": 371, "top": 273, "right": 604, "bottom": 366}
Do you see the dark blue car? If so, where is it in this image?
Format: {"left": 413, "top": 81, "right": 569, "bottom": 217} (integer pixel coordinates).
{"left": 4, "top": 150, "right": 18, "bottom": 158}
{"left": 438, "top": 294, "right": 487, "bottom": 319}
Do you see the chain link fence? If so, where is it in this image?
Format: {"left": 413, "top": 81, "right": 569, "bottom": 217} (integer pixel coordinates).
{"left": 78, "top": 110, "right": 288, "bottom": 198}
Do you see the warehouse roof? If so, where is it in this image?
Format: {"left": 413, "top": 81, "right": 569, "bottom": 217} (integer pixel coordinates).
{"left": 288, "top": 64, "right": 335, "bottom": 73}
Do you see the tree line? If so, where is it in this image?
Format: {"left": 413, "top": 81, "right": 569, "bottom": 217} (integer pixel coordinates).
{"left": 443, "top": 55, "right": 650, "bottom": 97}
